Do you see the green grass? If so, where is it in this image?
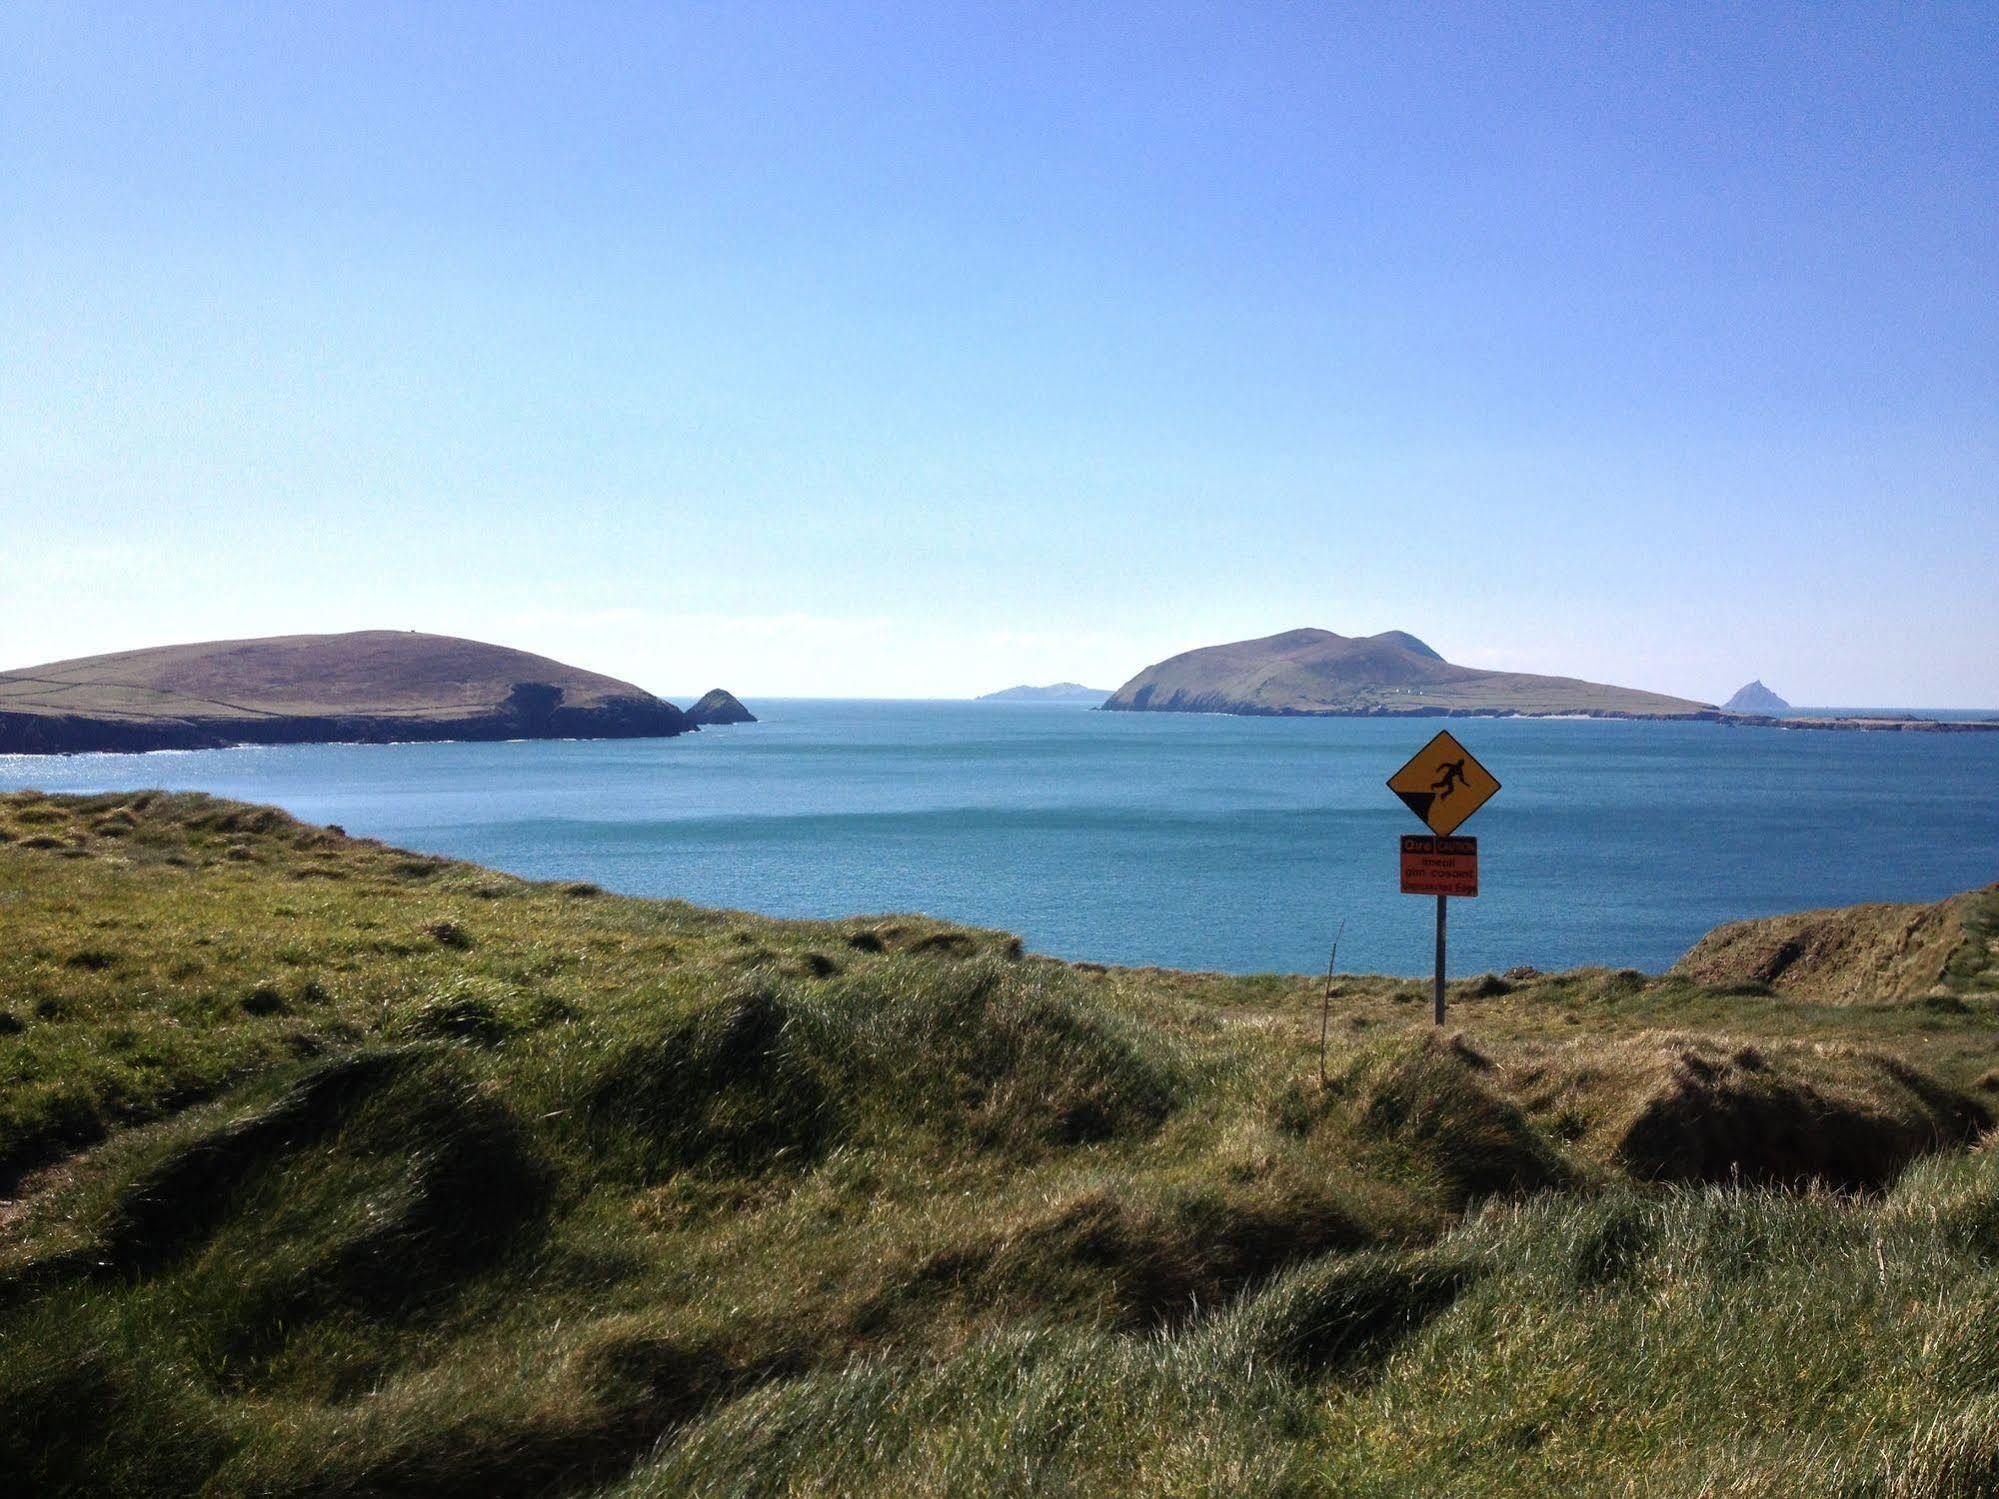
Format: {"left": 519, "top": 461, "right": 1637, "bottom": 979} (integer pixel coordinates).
{"left": 4, "top": 789, "right": 1999, "bottom": 1495}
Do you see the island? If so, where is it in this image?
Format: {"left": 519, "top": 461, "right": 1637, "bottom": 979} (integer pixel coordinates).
{"left": 1723, "top": 680, "right": 1792, "bottom": 714}
{"left": 685, "top": 688, "right": 757, "bottom": 725}
{"left": 976, "top": 683, "right": 1112, "bottom": 704}
{"left": 0, "top": 630, "right": 693, "bottom": 754}
{"left": 1100, "top": 630, "right": 1999, "bottom": 732}
{"left": 1101, "top": 628, "right": 1716, "bottom": 719}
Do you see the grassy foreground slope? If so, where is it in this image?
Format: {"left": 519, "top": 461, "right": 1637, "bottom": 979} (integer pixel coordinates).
{"left": 3, "top": 791, "right": 1999, "bottom": 1496}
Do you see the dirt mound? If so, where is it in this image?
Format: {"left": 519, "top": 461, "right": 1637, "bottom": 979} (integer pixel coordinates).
{"left": 1671, "top": 887, "right": 1998, "bottom": 1003}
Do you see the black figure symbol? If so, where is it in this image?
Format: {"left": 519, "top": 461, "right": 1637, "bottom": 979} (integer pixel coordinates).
{"left": 1431, "top": 758, "right": 1467, "bottom": 801}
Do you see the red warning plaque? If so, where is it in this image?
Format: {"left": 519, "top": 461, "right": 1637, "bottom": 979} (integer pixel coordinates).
{"left": 1400, "top": 835, "right": 1478, "bottom": 897}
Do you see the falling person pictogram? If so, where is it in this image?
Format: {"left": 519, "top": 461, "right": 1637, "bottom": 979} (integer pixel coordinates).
{"left": 1430, "top": 758, "right": 1467, "bottom": 801}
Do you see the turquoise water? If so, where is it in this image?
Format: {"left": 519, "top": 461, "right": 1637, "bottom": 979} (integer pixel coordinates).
{"left": 5, "top": 700, "right": 1997, "bottom": 977}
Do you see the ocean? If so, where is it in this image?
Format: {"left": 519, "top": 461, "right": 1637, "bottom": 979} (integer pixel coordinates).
{"left": 5, "top": 700, "right": 1996, "bottom": 978}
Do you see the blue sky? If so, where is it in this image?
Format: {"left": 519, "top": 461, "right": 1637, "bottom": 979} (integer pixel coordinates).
{"left": 5, "top": 3, "right": 1994, "bottom": 703}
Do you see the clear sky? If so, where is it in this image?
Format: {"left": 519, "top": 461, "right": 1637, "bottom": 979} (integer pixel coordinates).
{"left": 5, "top": 3, "right": 1995, "bottom": 704}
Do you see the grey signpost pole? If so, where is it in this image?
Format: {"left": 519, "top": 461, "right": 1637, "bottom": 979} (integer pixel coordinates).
{"left": 1434, "top": 893, "right": 1447, "bottom": 1026}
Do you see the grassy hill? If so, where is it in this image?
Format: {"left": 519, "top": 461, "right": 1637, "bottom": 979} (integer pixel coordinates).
{"left": 1675, "top": 887, "right": 1999, "bottom": 1003}
{"left": 1103, "top": 628, "right": 1717, "bottom": 718}
{"left": 0, "top": 631, "right": 689, "bottom": 753}
{"left": 4, "top": 790, "right": 1999, "bottom": 1495}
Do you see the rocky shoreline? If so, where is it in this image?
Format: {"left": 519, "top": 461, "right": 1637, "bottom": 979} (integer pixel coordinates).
{"left": 1098, "top": 697, "right": 1722, "bottom": 722}
{"left": 1099, "top": 698, "right": 1998, "bottom": 733}
{"left": 1734, "top": 714, "right": 1999, "bottom": 733}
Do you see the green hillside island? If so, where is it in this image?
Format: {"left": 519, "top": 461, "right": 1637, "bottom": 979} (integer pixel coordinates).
{"left": 6, "top": 790, "right": 1999, "bottom": 1495}
{"left": 1102, "top": 629, "right": 1999, "bottom": 729}
{"left": 0, "top": 631, "right": 693, "bottom": 754}
{"left": 1103, "top": 628, "right": 1714, "bottom": 718}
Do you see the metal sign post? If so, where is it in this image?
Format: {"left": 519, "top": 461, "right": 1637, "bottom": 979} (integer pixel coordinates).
{"left": 1387, "top": 733, "right": 1501, "bottom": 1027}
{"left": 1434, "top": 893, "right": 1447, "bottom": 1027}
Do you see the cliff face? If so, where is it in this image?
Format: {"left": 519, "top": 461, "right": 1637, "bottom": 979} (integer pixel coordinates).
{"left": 1103, "top": 628, "right": 1716, "bottom": 719}
{"left": 0, "top": 631, "right": 691, "bottom": 754}
{"left": 685, "top": 688, "right": 757, "bottom": 725}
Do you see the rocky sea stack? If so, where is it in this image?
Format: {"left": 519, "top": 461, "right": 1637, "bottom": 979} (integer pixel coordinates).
{"left": 0, "top": 631, "right": 692, "bottom": 754}
{"left": 1722, "top": 680, "right": 1792, "bottom": 714}
{"left": 685, "top": 688, "right": 757, "bottom": 725}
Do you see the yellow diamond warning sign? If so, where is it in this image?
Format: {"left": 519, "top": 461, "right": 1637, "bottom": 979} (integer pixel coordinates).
{"left": 1387, "top": 730, "right": 1500, "bottom": 836}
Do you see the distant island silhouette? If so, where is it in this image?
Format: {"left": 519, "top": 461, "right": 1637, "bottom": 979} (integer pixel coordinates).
{"left": 977, "top": 683, "right": 1111, "bottom": 704}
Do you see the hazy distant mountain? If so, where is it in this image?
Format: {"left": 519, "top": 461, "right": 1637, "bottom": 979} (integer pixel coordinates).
{"left": 0, "top": 631, "right": 692, "bottom": 754}
{"left": 1102, "top": 628, "right": 1715, "bottom": 718}
{"left": 977, "top": 683, "right": 1112, "bottom": 703}
{"left": 1722, "top": 680, "right": 1791, "bottom": 714}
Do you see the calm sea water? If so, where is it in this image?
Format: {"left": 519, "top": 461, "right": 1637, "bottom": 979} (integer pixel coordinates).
{"left": 5, "top": 700, "right": 1997, "bottom": 978}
